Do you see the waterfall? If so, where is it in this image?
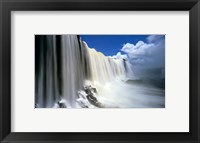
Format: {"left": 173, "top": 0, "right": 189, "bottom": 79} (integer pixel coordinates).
{"left": 35, "top": 35, "right": 60, "bottom": 108}
{"left": 83, "top": 42, "right": 131, "bottom": 83}
{"left": 35, "top": 35, "right": 134, "bottom": 108}
{"left": 61, "top": 35, "right": 91, "bottom": 107}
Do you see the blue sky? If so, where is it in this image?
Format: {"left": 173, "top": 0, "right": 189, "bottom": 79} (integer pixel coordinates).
{"left": 80, "top": 35, "right": 150, "bottom": 56}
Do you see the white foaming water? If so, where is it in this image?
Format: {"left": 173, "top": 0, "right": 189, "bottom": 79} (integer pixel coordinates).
{"left": 92, "top": 80, "right": 164, "bottom": 108}
{"left": 77, "top": 78, "right": 164, "bottom": 108}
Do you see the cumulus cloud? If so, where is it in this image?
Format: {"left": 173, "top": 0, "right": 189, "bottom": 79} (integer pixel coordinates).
{"left": 111, "top": 52, "right": 127, "bottom": 59}
{"left": 121, "top": 41, "right": 155, "bottom": 58}
{"left": 121, "top": 35, "right": 165, "bottom": 79}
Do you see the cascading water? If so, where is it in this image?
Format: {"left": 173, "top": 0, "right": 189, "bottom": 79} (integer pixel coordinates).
{"left": 35, "top": 35, "right": 164, "bottom": 108}
{"left": 35, "top": 35, "right": 88, "bottom": 108}
{"left": 85, "top": 44, "right": 129, "bottom": 83}
{"left": 61, "top": 35, "right": 90, "bottom": 107}
{"left": 35, "top": 35, "right": 60, "bottom": 108}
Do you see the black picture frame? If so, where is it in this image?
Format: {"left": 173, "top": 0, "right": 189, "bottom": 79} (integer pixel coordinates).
{"left": 0, "top": 0, "right": 199, "bottom": 143}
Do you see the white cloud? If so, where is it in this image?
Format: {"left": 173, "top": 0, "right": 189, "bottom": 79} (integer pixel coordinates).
{"left": 121, "top": 41, "right": 155, "bottom": 58}
{"left": 111, "top": 52, "right": 127, "bottom": 59}
{"left": 120, "top": 35, "right": 165, "bottom": 79}
{"left": 121, "top": 35, "right": 164, "bottom": 67}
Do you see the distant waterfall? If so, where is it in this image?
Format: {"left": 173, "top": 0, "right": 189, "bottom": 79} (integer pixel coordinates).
{"left": 35, "top": 35, "right": 134, "bottom": 108}
{"left": 84, "top": 42, "right": 131, "bottom": 83}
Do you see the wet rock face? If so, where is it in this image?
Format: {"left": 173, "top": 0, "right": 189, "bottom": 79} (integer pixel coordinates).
{"left": 76, "top": 85, "right": 104, "bottom": 108}
{"left": 57, "top": 101, "right": 67, "bottom": 108}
